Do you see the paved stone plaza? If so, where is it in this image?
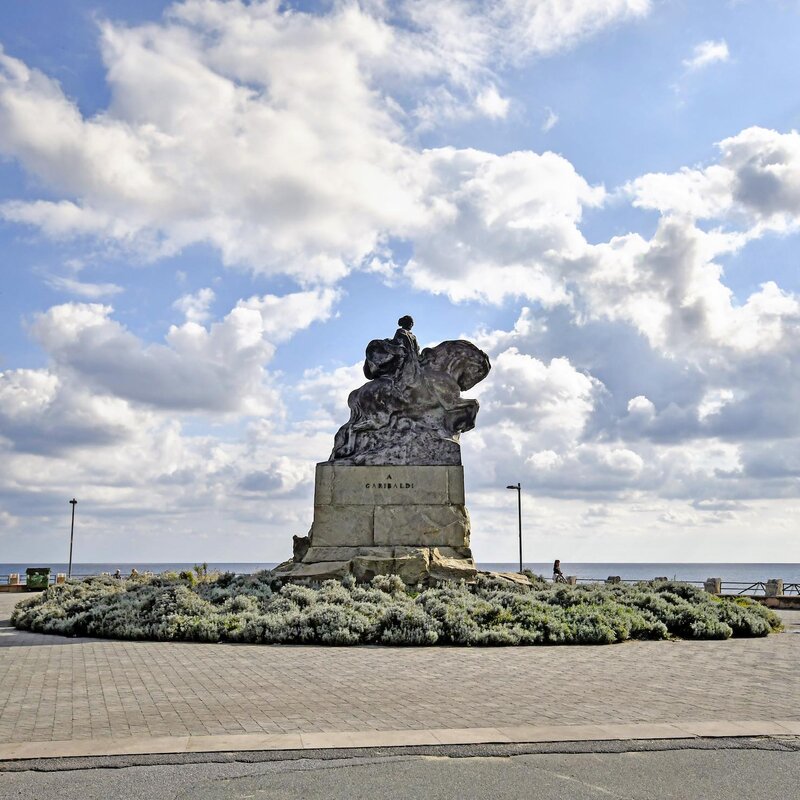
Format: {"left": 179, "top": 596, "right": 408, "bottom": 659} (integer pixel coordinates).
{"left": 1, "top": 593, "right": 798, "bottom": 756}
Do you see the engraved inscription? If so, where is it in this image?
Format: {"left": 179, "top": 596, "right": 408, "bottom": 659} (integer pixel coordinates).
{"left": 366, "top": 474, "right": 415, "bottom": 489}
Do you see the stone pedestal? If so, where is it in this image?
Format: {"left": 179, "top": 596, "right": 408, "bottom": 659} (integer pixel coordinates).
{"left": 274, "top": 464, "right": 477, "bottom": 584}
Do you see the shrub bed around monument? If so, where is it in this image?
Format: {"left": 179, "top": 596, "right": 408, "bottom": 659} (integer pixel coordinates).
{"left": 11, "top": 572, "right": 782, "bottom": 645}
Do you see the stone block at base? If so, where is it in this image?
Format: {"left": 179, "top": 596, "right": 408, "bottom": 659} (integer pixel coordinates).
{"left": 273, "top": 560, "right": 352, "bottom": 580}
{"left": 374, "top": 504, "right": 469, "bottom": 547}
{"left": 274, "top": 545, "right": 477, "bottom": 586}
{"left": 309, "top": 505, "right": 374, "bottom": 547}
{"left": 483, "top": 571, "right": 531, "bottom": 587}
{"left": 302, "top": 546, "right": 362, "bottom": 563}
{"left": 429, "top": 547, "right": 477, "bottom": 582}
{"left": 352, "top": 547, "right": 431, "bottom": 584}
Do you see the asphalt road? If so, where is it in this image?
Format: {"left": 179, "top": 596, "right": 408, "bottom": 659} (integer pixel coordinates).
{"left": 2, "top": 739, "right": 799, "bottom": 800}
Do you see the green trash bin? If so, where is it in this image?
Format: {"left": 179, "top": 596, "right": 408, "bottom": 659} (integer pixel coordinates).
{"left": 25, "top": 567, "right": 51, "bottom": 590}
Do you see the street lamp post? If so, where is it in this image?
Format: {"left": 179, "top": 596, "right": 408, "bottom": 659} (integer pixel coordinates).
{"left": 506, "top": 483, "right": 522, "bottom": 573}
{"left": 68, "top": 499, "right": 77, "bottom": 579}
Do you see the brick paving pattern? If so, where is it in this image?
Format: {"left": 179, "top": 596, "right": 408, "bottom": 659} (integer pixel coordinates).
{"left": 1, "top": 594, "right": 798, "bottom": 744}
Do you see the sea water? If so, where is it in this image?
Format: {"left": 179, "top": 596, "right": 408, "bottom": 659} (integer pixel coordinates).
{"left": 2, "top": 562, "right": 799, "bottom": 583}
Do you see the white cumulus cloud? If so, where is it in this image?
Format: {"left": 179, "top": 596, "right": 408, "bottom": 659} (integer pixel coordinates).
{"left": 173, "top": 288, "right": 215, "bottom": 323}
{"left": 28, "top": 288, "right": 338, "bottom": 415}
{"left": 0, "top": 0, "right": 651, "bottom": 283}
{"left": 683, "top": 39, "right": 730, "bottom": 71}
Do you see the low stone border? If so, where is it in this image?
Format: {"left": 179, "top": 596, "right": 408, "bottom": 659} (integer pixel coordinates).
{"left": 1, "top": 720, "right": 798, "bottom": 762}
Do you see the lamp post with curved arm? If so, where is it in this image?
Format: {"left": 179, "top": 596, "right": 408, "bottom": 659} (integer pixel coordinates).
{"left": 506, "top": 483, "right": 522, "bottom": 573}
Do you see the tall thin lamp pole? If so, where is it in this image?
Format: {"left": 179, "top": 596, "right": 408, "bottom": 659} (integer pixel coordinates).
{"left": 68, "top": 499, "right": 77, "bottom": 579}
{"left": 506, "top": 483, "right": 522, "bottom": 573}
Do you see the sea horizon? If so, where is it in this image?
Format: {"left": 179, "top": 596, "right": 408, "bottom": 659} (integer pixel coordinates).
{"left": 3, "top": 562, "right": 800, "bottom": 584}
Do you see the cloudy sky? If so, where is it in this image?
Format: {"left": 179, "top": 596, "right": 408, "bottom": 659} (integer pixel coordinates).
{"left": 1, "top": 0, "right": 799, "bottom": 565}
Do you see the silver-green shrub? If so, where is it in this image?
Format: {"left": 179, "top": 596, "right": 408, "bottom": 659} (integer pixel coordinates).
{"left": 11, "top": 573, "right": 782, "bottom": 646}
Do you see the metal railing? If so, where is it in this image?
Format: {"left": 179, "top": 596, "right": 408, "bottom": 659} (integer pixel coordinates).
{"left": 0, "top": 570, "right": 230, "bottom": 586}
{"left": 3, "top": 572, "right": 799, "bottom": 595}
{"left": 560, "top": 577, "right": 794, "bottom": 596}
{"left": 721, "top": 581, "right": 767, "bottom": 596}
{"left": 571, "top": 577, "right": 705, "bottom": 587}
{"left": 718, "top": 581, "right": 800, "bottom": 596}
